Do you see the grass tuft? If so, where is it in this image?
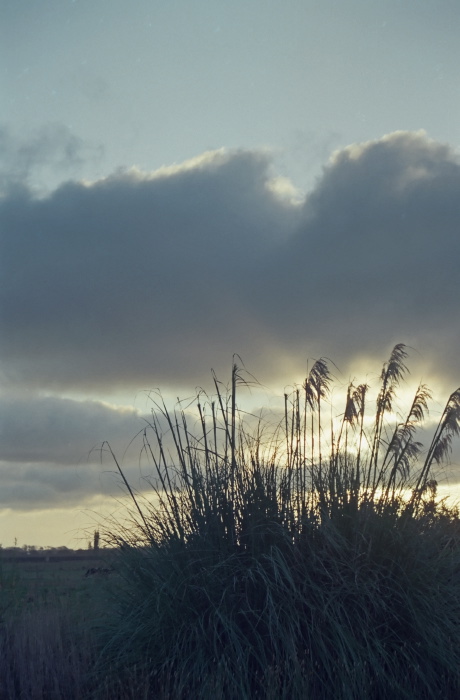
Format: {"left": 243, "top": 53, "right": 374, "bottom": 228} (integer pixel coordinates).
{"left": 95, "top": 345, "right": 460, "bottom": 699}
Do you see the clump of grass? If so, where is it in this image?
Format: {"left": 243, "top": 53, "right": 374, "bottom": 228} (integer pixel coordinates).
{"left": 97, "top": 345, "right": 460, "bottom": 699}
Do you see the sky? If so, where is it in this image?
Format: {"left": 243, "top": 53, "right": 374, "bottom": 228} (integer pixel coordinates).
{"left": 1, "top": 0, "right": 460, "bottom": 547}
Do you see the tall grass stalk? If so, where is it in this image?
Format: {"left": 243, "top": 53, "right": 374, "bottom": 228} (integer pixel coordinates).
{"left": 97, "top": 345, "right": 460, "bottom": 699}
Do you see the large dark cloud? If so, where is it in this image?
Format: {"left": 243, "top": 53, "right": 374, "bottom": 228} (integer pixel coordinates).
{"left": 0, "top": 148, "right": 300, "bottom": 391}
{"left": 257, "top": 133, "right": 460, "bottom": 373}
{"left": 1, "top": 130, "right": 459, "bottom": 395}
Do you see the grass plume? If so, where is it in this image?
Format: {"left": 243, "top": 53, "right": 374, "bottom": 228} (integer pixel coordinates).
{"left": 90, "top": 345, "right": 460, "bottom": 698}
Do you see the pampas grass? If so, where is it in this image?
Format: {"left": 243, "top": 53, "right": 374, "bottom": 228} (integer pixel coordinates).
{"left": 96, "top": 345, "right": 460, "bottom": 699}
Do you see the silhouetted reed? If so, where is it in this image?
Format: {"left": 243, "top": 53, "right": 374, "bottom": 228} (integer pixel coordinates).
{"left": 96, "top": 345, "right": 460, "bottom": 699}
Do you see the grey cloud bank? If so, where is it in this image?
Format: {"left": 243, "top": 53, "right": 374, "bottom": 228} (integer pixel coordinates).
{"left": 0, "top": 394, "right": 143, "bottom": 465}
{"left": 263, "top": 132, "right": 460, "bottom": 370}
{"left": 1, "top": 148, "right": 299, "bottom": 391}
{"left": 1, "top": 130, "right": 459, "bottom": 394}
{"left": 0, "top": 394, "right": 152, "bottom": 509}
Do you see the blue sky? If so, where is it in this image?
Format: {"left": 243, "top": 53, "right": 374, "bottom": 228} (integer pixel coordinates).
{"left": 1, "top": 0, "right": 460, "bottom": 546}
{"left": 3, "top": 0, "right": 460, "bottom": 192}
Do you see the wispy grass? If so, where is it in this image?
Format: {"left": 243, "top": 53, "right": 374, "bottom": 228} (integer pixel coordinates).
{"left": 94, "top": 346, "right": 460, "bottom": 697}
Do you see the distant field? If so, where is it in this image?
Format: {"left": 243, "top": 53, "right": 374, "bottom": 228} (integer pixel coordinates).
{"left": 0, "top": 551, "right": 115, "bottom": 615}
{"left": 0, "top": 551, "right": 123, "bottom": 699}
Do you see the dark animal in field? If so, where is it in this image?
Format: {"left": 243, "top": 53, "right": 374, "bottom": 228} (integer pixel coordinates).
{"left": 84, "top": 566, "right": 113, "bottom": 578}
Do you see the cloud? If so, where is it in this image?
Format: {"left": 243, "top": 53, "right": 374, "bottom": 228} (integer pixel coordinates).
{"left": 0, "top": 147, "right": 300, "bottom": 392}
{"left": 0, "top": 393, "right": 172, "bottom": 509}
{"left": 258, "top": 131, "right": 460, "bottom": 383}
{"left": 0, "top": 394, "right": 140, "bottom": 509}
{"left": 0, "top": 394, "right": 144, "bottom": 465}
{"left": 1, "top": 130, "right": 459, "bottom": 400}
{"left": 0, "top": 123, "right": 104, "bottom": 194}
{"left": 0, "top": 460, "right": 102, "bottom": 510}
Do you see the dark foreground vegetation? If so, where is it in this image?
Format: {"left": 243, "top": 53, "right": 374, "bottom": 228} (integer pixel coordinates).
{"left": 2, "top": 345, "right": 460, "bottom": 698}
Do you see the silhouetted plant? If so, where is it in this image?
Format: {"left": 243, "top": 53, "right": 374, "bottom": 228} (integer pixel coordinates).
{"left": 97, "top": 346, "right": 460, "bottom": 699}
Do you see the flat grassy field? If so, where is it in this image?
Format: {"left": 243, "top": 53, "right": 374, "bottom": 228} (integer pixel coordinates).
{"left": 0, "top": 553, "right": 123, "bottom": 700}
{"left": 1, "top": 554, "right": 113, "bottom": 614}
